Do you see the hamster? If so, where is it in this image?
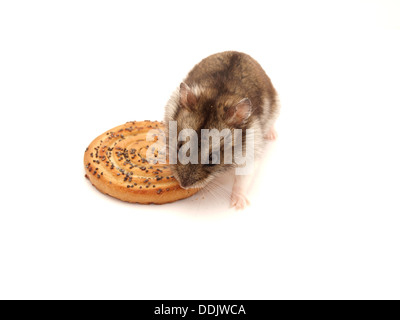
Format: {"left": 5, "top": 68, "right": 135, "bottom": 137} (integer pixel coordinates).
{"left": 164, "top": 51, "right": 279, "bottom": 209}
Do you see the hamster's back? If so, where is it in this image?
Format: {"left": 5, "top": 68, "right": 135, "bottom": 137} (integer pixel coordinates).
{"left": 184, "top": 51, "right": 277, "bottom": 118}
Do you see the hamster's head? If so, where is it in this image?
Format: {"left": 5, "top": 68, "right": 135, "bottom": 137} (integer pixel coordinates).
{"left": 165, "top": 82, "right": 253, "bottom": 189}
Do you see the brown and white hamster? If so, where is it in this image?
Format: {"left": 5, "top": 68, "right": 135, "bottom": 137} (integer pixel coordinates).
{"left": 164, "top": 51, "right": 279, "bottom": 209}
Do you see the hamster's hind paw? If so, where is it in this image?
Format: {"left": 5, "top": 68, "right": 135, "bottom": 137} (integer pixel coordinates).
{"left": 264, "top": 126, "right": 278, "bottom": 140}
{"left": 230, "top": 192, "right": 250, "bottom": 210}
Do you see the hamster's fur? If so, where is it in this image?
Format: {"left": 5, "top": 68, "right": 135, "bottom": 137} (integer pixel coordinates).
{"left": 164, "top": 51, "right": 279, "bottom": 208}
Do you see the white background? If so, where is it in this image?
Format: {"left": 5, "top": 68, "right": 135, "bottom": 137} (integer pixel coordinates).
{"left": 0, "top": 0, "right": 399, "bottom": 299}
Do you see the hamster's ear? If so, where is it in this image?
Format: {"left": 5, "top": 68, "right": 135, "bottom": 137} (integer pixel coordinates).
{"left": 225, "top": 98, "right": 252, "bottom": 125}
{"left": 179, "top": 82, "right": 197, "bottom": 111}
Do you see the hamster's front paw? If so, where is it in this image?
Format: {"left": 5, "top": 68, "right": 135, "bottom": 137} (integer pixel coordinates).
{"left": 230, "top": 191, "right": 250, "bottom": 210}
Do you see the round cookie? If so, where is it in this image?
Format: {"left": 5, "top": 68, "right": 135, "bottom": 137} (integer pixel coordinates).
{"left": 84, "top": 121, "right": 199, "bottom": 204}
